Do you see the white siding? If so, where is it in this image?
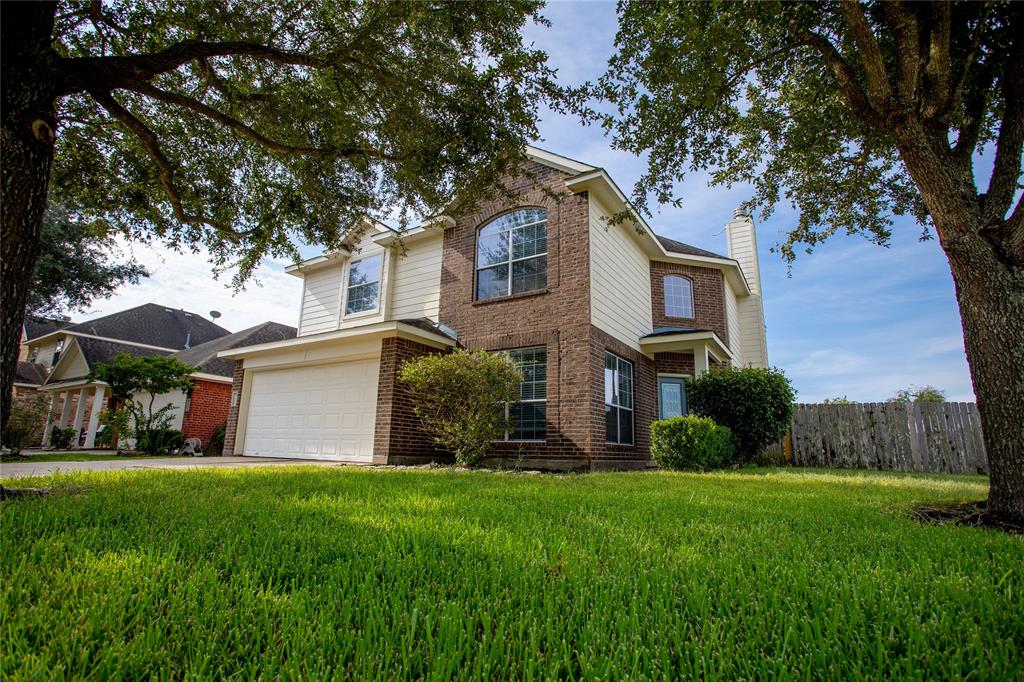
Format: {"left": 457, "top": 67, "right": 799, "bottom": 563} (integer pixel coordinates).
{"left": 724, "top": 281, "right": 743, "bottom": 366}
{"left": 589, "top": 196, "right": 652, "bottom": 350}
{"left": 725, "top": 215, "right": 768, "bottom": 368}
{"left": 297, "top": 266, "right": 343, "bottom": 336}
{"left": 388, "top": 232, "right": 443, "bottom": 321}
{"left": 120, "top": 390, "right": 187, "bottom": 448}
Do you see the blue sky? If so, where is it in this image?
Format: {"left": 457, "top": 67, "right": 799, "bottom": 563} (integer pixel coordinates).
{"left": 82, "top": 1, "right": 975, "bottom": 402}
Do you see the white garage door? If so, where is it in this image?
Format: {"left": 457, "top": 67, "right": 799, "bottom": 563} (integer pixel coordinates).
{"left": 242, "top": 357, "right": 380, "bottom": 461}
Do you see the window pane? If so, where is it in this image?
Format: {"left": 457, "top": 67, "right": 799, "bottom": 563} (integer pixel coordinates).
{"left": 490, "top": 208, "right": 547, "bottom": 232}
{"left": 348, "top": 255, "right": 382, "bottom": 287}
{"left": 511, "top": 256, "right": 547, "bottom": 294}
{"left": 476, "top": 264, "right": 509, "bottom": 300}
{"left": 617, "top": 358, "right": 633, "bottom": 409}
{"left": 512, "top": 220, "right": 547, "bottom": 259}
{"left": 618, "top": 409, "right": 634, "bottom": 445}
{"left": 605, "top": 405, "right": 618, "bottom": 443}
{"left": 477, "top": 230, "right": 509, "bottom": 267}
{"left": 346, "top": 282, "right": 379, "bottom": 314}
{"left": 664, "top": 275, "right": 694, "bottom": 318}
{"left": 511, "top": 401, "right": 546, "bottom": 440}
{"left": 509, "top": 347, "right": 547, "bottom": 400}
{"left": 604, "top": 354, "right": 618, "bottom": 405}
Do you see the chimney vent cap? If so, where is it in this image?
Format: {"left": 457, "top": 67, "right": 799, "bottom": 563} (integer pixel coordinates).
{"left": 732, "top": 206, "right": 749, "bottom": 220}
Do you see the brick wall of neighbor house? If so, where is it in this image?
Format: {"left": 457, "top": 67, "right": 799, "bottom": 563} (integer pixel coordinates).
{"left": 373, "top": 336, "right": 449, "bottom": 464}
{"left": 588, "top": 326, "right": 657, "bottom": 468}
{"left": 439, "top": 160, "right": 596, "bottom": 468}
{"left": 181, "top": 379, "right": 232, "bottom": 448}
{"left": 221, "top": 361, "right": 245, "bottom": 455}
{"left": 650, "top": 261, "right": 729, "bottom": 348}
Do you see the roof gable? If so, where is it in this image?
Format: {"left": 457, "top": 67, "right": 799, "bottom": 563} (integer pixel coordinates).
{"left": 172, "top": 321, "right": 297, "bottom": 377}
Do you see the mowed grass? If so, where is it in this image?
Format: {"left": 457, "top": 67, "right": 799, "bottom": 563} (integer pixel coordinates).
{"left": 18, "top": 452, "right": 147, "bottom": 463}
{"left": 1, "top": 467, "right": 1021, "bottom": 680}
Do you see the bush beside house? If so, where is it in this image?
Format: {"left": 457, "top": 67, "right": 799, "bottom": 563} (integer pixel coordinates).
{"left": 650, "top": 415, "right": 734, "bottom": 471}
{"left": 687, "top": 367, "right": 795, "bottom": 464}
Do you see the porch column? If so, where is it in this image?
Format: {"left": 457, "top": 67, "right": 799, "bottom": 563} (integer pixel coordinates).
{"left": 71, "top": 387, "right": 89, "bottom": 447}
{"left": 83, "top": 386, "right": 107, "bottom": 449}
{"left": 57, "top": 390, "right": 75, "bottom": 428}
{"left": 694, "top": 345, "right": 709, "bottom": 378}
{"left": 42, "top": 393, "right": 59, "bottom": 444}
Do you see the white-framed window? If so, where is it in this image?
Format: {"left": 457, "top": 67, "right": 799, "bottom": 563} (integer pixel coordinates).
{"left": 604, "top": 352, "right": 634, "bottom": 445}
{"left": 51, "top": 338, "right": 65, "bottom": 366}
{"left": 500, "top": 346, "right": 547, "bottom": 441}
{"left": 476, "top": 208, "right": 548, "bottom": 301}
{"left": 29, "top": 346, "right": 39, "bottom": 362}
{"left": 344, "top": 254, "right": 383, "bottom": 315}
{"left": 664, "top": 275, "right": 694, "bottom": 318}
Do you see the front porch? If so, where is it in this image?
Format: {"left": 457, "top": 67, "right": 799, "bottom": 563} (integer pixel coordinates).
{"left": 38, "top": 381, "right": 110, "bottom": 449}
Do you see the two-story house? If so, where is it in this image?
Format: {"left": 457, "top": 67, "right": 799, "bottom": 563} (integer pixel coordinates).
{"left": 219, "top": 147, "right": 768, "bottom": 469}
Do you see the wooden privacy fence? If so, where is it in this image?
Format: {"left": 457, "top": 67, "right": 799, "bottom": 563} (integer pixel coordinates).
{"left": 776, "top": 402, "right": 988, "bottom": 474}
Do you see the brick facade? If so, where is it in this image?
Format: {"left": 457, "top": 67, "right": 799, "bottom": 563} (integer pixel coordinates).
{"left": 181, "top": 379, "right": 232, "bottom": 449}
{"left": 650, "top": 261, "right": 729, "bottom": 348}
{"left": 221, "top": 361, "right": 245, "bottom": 456}
{"left": 438, "top": 161, "right": 596, "bottom": 468}
{"left": 373, "top": 337, "right": 448, "bottom": 464}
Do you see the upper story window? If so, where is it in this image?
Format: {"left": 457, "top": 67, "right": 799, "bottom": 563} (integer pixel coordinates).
{"left": 664, "top": 275, "right": 694, "bottom": 318}
{"left": 28, "top": 346, "right": 39, "bottom": 362}
{"left": 476, "top": 208, "right": 548, "bottom": 301}
{"left": 51, "top": 338, "right": 65, "bottom": 366}
{"left": 345, "top": 254, "right": 383, "bottom": 315}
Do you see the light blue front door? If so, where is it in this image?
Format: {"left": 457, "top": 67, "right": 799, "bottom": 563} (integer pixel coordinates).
{"left": 658, "top": 377, "right": 687, "bottom": 420}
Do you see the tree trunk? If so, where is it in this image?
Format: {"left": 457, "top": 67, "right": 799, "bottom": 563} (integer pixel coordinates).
{"left": 944, "top": 229, "right": 1024, "bottom": 520}
{"left": 0, "top": 2, "right": 58, "bottom": 442}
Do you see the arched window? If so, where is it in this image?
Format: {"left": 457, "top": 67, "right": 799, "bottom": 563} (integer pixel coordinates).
{"left": 664, "top": 275, "right": 693, "bottom": 318}
{"left": 475, "top": 208, "right": 548, "bottom": 301}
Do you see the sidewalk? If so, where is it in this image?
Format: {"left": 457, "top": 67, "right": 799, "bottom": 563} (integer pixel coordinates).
{"left": 0, "top": 456, "right": 356, "bottom": 479}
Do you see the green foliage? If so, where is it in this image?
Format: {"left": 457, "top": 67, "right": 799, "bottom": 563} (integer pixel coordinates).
{"left": 650, "top": 415, "right": 734, "bottom": 471}
{"left": 135, "top": 427, "right": 183, "bottom": 455}
{"left": 49, "top": 0, "right": 557, "bottom": 284}
{"left": 87, "top": 354, "right": 196, "bottom": 454}
{"left": 891, "top": 385, "right": 947, "bottom": 403}
{"left": 26, "top": 202, "right": 147, "bottom": 316}
{"left": 0, "top": 468, "right": 1016, "bottom": 679}
{"left": 208, "top": 422, "right": 227, "bottom": 456}
{"left": 398, "top": 349, "right": 522, "bottom": 466}
{"left": 584, "top": 1, "right": 1020, "bottom": 260}
{"left": 3, "top": 396, "right": 49, "bottom": 452}
{"left": 823, "top": 396, "right": 856, "bottom": 405}
{"left": 687, "top": 367, "right": 795, "bottom": 464}
{"left": 48, "top": 426, "right": 77, "bottom": 450}
{"left": 96, "top": 408, "right": 130, "bottom": 447}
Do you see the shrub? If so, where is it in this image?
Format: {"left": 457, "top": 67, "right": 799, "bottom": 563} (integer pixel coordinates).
{"left": 687, "top": 366, "right": 795, "bottom": 465}
{"left": 49, "top": 426, "right": 77, "bottom": 450}
{"left": 4, "top": 396, "right": 49, "bottom": 453}
{"left": 399, "top": 349, "right": 521, "bottom": 467}
{"left": 136, "top": 428, "right": 183, "bottom": 455}
{"left": 208, "top": 422, "right": 227, "bottom": 456}
{"left": 650, "top": 415, "right": 734, "bottom": 471}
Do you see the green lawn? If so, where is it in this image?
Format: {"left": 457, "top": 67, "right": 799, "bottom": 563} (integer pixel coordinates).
{"left": 18, "top": 452, "right": 148, "bottom": 463}
{"left": 1, "top": 468, "right": 1020, "bottom": 679}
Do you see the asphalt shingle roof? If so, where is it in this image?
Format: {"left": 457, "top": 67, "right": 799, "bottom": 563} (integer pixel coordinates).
{"left": 643, "top": 326, "right": 712, "bottom": 338}
{"left": 23, "top": 316, "right": 72, "bottom": 340}
{"left": 14, "top": 361, "right": 48, "bottom": 386}
{"left": 172, "top": 322, "right": 297, "bottom": 377}
{"left": 655, "top": 235, "right": 727, "bottom": 260}
{"left": 66, "top": 303, "right": 230, "bottom": 350}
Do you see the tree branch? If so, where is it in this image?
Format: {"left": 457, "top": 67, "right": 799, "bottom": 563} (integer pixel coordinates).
{"left": 839, "top": 0, "right": 894, "bottom": 108}
{"left": 921, "top": 1, "right": 952, "bottom": 117}
{"left": 943, "top": 2, "right": 994, "bottom": 122}
{"left": 982, "top": 43, "right": 1024, "bottom": 226}
{"left": 882, "top": 1, "right": 920, "bottom": 108}
{"left": 801, "top": 32, "right": 885, "bottom": 129}
{"left": 60, "top": 40, "right": 329, "bottom": 96}
{"left": 124, "top": 80, "right": 406, "bottom": 162}
{"left": 88, "top": 89, "right": 239, "bottom": 240}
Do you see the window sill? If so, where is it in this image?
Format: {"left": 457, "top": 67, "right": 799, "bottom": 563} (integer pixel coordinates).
{"left": 472, "top": 289, "right": 549, "bottom": 307}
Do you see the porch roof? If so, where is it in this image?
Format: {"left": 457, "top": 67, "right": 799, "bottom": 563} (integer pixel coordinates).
{"left": 639, "top": 328, "right": 734, "bottom": 363}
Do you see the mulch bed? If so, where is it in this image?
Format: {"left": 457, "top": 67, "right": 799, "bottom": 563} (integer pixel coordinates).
{"left": 910, "top": 501, "right": 1023, "bottom": 535}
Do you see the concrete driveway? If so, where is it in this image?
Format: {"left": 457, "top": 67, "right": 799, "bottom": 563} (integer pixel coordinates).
{"left": 0, "top": 456, "right": 358, "bottom": 479}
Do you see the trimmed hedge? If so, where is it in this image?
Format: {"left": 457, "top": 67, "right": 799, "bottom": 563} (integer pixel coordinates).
{"left": 650, "top": 415, "right": 734, "bottom": 471}
{"left": 687, "top": 366, "right": 794, "bottom": 464}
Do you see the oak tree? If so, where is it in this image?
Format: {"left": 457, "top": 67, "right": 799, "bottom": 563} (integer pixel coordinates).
{"left": 1, "top": 0, "right": 553, "bottom": 436}
{"left": 589, "top": 1, "right": 1024, "bottom": 519}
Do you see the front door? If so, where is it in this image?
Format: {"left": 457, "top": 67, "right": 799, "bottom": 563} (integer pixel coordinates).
{"left": 658, "top": 376, "right": 687, "bottom": 420}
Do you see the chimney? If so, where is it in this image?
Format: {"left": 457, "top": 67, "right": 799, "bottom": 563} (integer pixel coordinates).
{"left": 724, "top": 207, "right": 768, "bottom": 367}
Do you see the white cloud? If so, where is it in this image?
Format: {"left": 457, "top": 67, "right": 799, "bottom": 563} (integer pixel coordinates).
{"left": 75, "top": 240, "right": 303, "bottom": 333}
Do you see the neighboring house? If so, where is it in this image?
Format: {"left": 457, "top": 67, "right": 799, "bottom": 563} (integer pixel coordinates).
{"left": 12, "top": 316, "right": 73, "bottom": 398}
{"left": 219, "top": 147, "right": 769, "bottom": 469}
{"left": 144, "top": 322, "right": 297, "bottom": 447}
{"left": 33, "top": 304, "right": 231, "bottom": 448}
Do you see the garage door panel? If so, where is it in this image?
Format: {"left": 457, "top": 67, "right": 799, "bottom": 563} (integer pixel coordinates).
{"left": 243, "top": 357, "right": 379, "bottom": 461}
